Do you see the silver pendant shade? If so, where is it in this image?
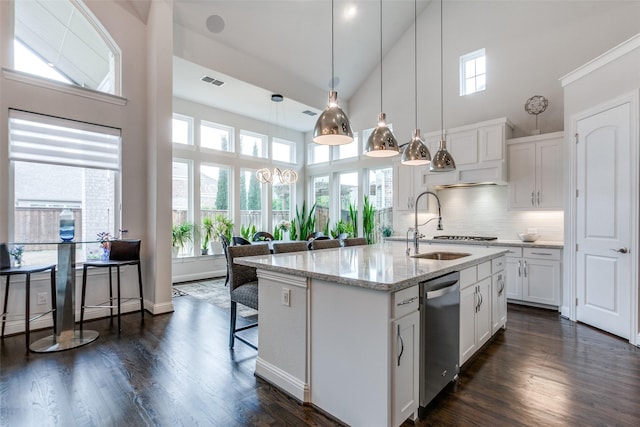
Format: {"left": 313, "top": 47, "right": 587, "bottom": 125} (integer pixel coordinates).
{"left": 430, "top": 139, "right": 456, "bottom": 171}
{"left": 401, "top": 128, "right": 431, "bottom": 165}
{"left": 313, "top": 90, "right": 354, "bottom": 146}
{"left": 364, "top": 0, "right": 399, "bottom": 158}
{"left": 313, "top": 0, "right": 354, "bottom": 146}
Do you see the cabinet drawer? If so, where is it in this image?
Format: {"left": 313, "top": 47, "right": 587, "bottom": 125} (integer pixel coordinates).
{"left": 459, "top": 266, "right": 477, "bottom": 290}
{"left": 477, "top": 261, "right": 492, "bottom": 280}
{"left": 492, "top": 256, "right": 506, "bottom": 272}
{"left": 498, "top": 246, "right": 522, "bottom": 258}
{"left": 523, "top": 247, "right": 561, "bottom": 260}
{"left": 393, "top": 285, "right": 420, "bottom": 318}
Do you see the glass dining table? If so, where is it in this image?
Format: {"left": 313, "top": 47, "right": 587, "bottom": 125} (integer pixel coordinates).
{"left": 11, "top": 241, "right": 99, "bottom": 352}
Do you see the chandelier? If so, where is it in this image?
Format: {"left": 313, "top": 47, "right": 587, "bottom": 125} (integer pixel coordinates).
{"left": 256, "top": 167, "right": 298, "bottom": 185}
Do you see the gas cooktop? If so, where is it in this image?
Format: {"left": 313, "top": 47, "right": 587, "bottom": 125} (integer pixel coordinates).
{"left": 433, "top": 235, "right": 498, "bottom": 241}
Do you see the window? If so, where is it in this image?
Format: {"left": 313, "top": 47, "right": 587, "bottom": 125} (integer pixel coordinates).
{"left": 240, "top": 169, "right": 263, "bottom": 231}
{"left": 172, "top": 160, "right": 193, "bottom": 257}
{"left": 308, "top": 143, "right": 330, "bottom": 165}
{"left": 239, "top": 131, "right": 267, "bottom": 158}
{"left": 9, "top": 110, "right": 121, "bottom": 264}
{"left": 201, "top": 164, "right": 229, "bottom": 219}
{"left": 338, "top": 172, "right": 359, "bottom": 223}
{"left": 272, "top": 184, "right": 292, "bottom": 226}
{"left": 272, "top": 138, "right": 295, "bottom": 163}
{"left": 14, "top": 0, "right": 120, "bottom": 95}
{"left": 368, "top": 168, "right": 393, "bottom": 237}
{"left": 201, "top": 121, "right": 233, "bottom": 151}
{"left": 460, "top": 48, "right": 486, "bottom": 96}
{"left": 172, "top": 114, "right": 193, "bottom": 145}
{"left": 312, "top": 176, "right": 330, "bottom": 233}
{"left": 335, "top": 133, "right": 359, "bottom": 160}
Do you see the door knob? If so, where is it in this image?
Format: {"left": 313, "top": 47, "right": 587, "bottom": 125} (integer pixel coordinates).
{"left": 611, "top": 247, "right": 629, "bottom": 254}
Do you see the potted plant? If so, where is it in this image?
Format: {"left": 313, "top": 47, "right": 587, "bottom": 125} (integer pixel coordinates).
{"left": 172, "top": 222, "right": 195, "bottom": 257}
{"left": 212, "top": 214, "right": 233, "bottom": 253}
{"left": 201, "top": 217, "right": 214, "bottom": 255}
{"left": 362, "top": 195, "right": 375, "bottom": 244}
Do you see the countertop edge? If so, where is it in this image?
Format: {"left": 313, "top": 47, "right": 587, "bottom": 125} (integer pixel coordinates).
{"left": 386, "top": 237, "right": 563, "bottom": 249}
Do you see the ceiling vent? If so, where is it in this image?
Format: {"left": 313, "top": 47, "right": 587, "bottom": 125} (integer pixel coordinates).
{"left": 302, "top": 110, "right": 317, "bottom": 116}
{"left": 200, "top": 75, "right": 225, "bottom": 86}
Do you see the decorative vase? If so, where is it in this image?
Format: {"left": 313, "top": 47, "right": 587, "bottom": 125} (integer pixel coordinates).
{"left": 100, "top": 247, "right": 110, "bottom": 261}
{"left": 13, "top": 257, "right": 22, "bottom": 268}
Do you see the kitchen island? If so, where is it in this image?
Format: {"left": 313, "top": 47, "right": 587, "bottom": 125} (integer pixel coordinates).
{"left": 235, "top": 241, "right": 507, "bottom": 427}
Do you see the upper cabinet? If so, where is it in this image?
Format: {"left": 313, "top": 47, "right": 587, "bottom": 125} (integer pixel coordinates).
{"left": 394, "top": 161, "right": 430, "bottom": 212}
{"left": 423, "top": 118, "right": 513, "bottom": 187}
{"left": 507, "top": 132, "right": 564, "bottom": 210}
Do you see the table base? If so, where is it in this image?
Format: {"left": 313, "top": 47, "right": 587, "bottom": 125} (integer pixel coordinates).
{"left": 30, "top": 330, "right": 99, "bottom": 353}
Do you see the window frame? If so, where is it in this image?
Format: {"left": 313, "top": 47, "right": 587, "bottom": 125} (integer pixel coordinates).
{"left": 460, "top": 48, "right": 486, "bottom": 96}
{"left": 200, "top": 120, "right": 234, "bottom": 152}
{"left": 239, "top": 129, "right": 268, "bottom": 159}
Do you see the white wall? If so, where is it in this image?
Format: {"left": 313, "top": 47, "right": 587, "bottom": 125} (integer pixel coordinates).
{"left": 348, "top": 0, "right": 640, "bottom": 141}
{"left": 395, "top": 185, "right": 564, "bottom": 242}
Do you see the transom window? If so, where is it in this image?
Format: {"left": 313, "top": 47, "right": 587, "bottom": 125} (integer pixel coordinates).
{"left": 201, "top": 120, "right": 233, "bottom": 151}
{"left": 172, "top": 114, "right": 193, "bottom": 145}
{"left": 272, "top": 138, "right": 295, "bottom": 163}
{"left": 460, "top": 48, "right": 486, "bottom": 96}
{"left": 239, "top": 131, "right": 267, "bottom": 158}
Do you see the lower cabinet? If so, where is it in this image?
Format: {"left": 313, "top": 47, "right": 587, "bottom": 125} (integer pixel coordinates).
{"left": 392, "top": 310, "right": 420, "bottom": 427}
{"left": 491, "top": 258, "right": 507, "bottom": 334}
{"left": 459, "top": 263, "right": 493, "bottom": 366}
{"left": 502, "top": 246, "right": 562, "bottom": 307}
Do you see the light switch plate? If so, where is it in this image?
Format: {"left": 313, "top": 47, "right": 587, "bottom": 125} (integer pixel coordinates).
{"left": 282, "top": 288, "right": 290, "bottom": 306}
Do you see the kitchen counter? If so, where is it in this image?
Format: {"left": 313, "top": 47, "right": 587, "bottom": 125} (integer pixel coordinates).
{"left": 234, "top": 241, "right": 508, "bottom": 292}
{"left": 234, "top": 241, "right": 507, "bottom": 427}
{"left": 387, "top": 236, "right": 563, "bottom": 249}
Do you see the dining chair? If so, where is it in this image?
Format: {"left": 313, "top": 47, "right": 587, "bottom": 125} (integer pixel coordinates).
{"left": 232, "top": 236, "right": 252, "bottom": 246}
{"left": 311, "top": 239, "right": 341, "bottom": 250}
{"left": 1, "top": 243, "right": 57, "bottom": 352}
{"left": 220, "top": 234, "right": 230, "bottom": 286}
{"left": 306, "top": 231, "right": 325, "bottom": 240}
{"left": 80, "top": 239, "right": 144, "bottom": 333}
{"left": 252, "top": 231, "right": 274, "bottom": 242}
{"left": 227, "top": 244, "right": 270, "bottom": 349}
{"left": 343, "top": 237, "right": 368, "bottom": 247}
{"left": 272, "top": 241, "right": 308, "bottom": 254}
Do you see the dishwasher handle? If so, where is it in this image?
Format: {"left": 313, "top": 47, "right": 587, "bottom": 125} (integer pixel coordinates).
{"left": 426, "top": 281, "right": 459, "bottom": 299}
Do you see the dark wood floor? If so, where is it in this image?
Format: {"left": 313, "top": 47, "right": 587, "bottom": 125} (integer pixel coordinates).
{"left": 1, "top": 296, "right": 639, "bottom": 427}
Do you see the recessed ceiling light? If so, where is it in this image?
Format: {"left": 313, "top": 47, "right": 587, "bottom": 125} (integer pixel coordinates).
{"left": 206, "top": 15, "right": 225, "bottom": 34}
{"left": 344, "top": 5, "right": 357, "bottom": 20}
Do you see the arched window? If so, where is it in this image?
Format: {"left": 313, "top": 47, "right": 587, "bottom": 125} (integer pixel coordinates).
{"left": 13, "top": 0, "right": 121, "bottom": 95}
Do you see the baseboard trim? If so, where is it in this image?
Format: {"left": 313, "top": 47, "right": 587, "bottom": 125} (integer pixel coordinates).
{"left": 255, "top": 357, "right": 309, "bottom": 403}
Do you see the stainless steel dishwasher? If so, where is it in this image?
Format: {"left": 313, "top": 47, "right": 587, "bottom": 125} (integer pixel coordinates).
{"left": 419, "top": 271, "right": 460, "bottom": 410}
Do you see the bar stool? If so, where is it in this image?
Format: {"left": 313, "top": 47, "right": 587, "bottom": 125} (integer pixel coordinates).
{"left": 1, "top": 243, "right": 56, "bottom": 352}
{"left": 80, "top": 239, "right": 144, "bottom": 332}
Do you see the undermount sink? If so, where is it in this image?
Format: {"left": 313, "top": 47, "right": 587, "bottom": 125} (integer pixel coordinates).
{"left": 411, "top": 251, "right": 471, "bottom": 260}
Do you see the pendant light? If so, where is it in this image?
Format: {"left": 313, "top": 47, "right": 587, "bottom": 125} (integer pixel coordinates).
{"left": 313, "top": 0, "right": 354, "bottom": 146}
{"left": 364, "top": 0, "right": 399, "bottom": 158}
{"left": 401, "top": 0, "right": 431, "bottom": 166}
{"left": 430, "top": 0, "right": 456, "bottom": 172}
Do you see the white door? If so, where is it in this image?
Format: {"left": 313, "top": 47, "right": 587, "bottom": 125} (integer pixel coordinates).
{"left": 576, "top": 102, "right": 632, "bottom": 339}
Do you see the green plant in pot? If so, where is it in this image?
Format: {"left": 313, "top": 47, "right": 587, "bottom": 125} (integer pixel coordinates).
{"left": 172, "top": 222, "right": 195, "bottom": 257}
{"left": 201, "top": 216, "right": 214, "bottom": 255}
{"left": 212, "top": 214, "right": 234, "bottom": 249}
{"left": 362, "top": 195, "right": 375, "bottom": 244}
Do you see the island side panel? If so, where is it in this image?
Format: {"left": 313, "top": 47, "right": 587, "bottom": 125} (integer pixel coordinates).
{"left": 255, "top": 270, "right": 310, "bottom": 402}
{"left": 310, "top": 278, "right": 392, "bottom": 426}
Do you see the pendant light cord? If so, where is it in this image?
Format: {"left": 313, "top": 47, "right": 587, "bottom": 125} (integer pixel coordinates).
{"left": 331, "top": 0, "right": 335, "bottom": 92}
{"left": 414, "top": 0, "right": 418, "bottom": 129}
{"left": 440, "top": 0, "right": 444, "bottom": 140}
{"left": 379, "top": 0, "right": 383, "bottom": 113}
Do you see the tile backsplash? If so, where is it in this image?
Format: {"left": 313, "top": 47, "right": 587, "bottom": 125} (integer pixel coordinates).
{"left": 396, "top": 185, "right": 564, "bottom": 241}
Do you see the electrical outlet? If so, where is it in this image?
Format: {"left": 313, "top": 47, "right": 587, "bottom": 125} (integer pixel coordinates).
{"left": 282, "top": 288, "right": 291, "bottom": 307}
{"left": 37, "top": 292, "right": 47, "bottom": 305}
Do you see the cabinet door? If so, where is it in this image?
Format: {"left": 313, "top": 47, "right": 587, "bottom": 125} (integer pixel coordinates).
{"left": 508, "top": 143, "right": 536, "bottom": 209}
{"left": 479, "top": 124, "right": 505, "bottom": 162}
{"left": 393, "top": 311, "right": 420, "bottom": 427}
{"left": 505, "top": 257, "right": 522, "bottom": 300}
{"left": 536, "top": 138, "right": 563, "bottom": 209}
{"left": 523, "top": 258, "right": 561, "bottom": 306}
{"left": 459, "top": 285, "right": 477, "bottom": 365}
{"left": 492, "top": 272, "right": 507, "bottom": 334}
{"left": 394, "top": 163, "right": 415, "bottom": 212}
{"left": 476, "top": 278, "right": 492, "bottom": 348}
{"left": 448, "top": 129, "right": 478, "bottom": 165}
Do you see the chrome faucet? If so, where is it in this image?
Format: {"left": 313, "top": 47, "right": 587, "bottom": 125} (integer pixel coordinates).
{"left": 410, "top": 191, "right": 443, "bottom": 256}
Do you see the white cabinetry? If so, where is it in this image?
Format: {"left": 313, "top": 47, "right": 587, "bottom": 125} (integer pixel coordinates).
{"left": 394, "top": 161, "right": 428, "bottom": 212}
{"left": 423, "top": 118, "right": 513, "bottom": 187}
{"left": 391, "top": 285, "right": 420, "bottom": 427}
{"left": 491, "top": 256, "right": 507, "bottom": 334}
{"left": 501, "top": 246, "right": 562, "bottom": 307}
{"left": 507, "top": 132, "right": 564, "bottom": 210}
{"left": 459, "top": 263, "right": 492, "bottom": 366}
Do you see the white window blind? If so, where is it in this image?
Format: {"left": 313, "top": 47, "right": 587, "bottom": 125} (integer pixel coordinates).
{"left": 9, "top": 110, "right": 121, "bottom": 171}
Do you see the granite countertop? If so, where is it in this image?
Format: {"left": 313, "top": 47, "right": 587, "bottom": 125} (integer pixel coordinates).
{"left": 234, "top": 241, "right": 508, "bottom": 292}
{"left": 387, "top": 237, "right": 564, "bottom": 249}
